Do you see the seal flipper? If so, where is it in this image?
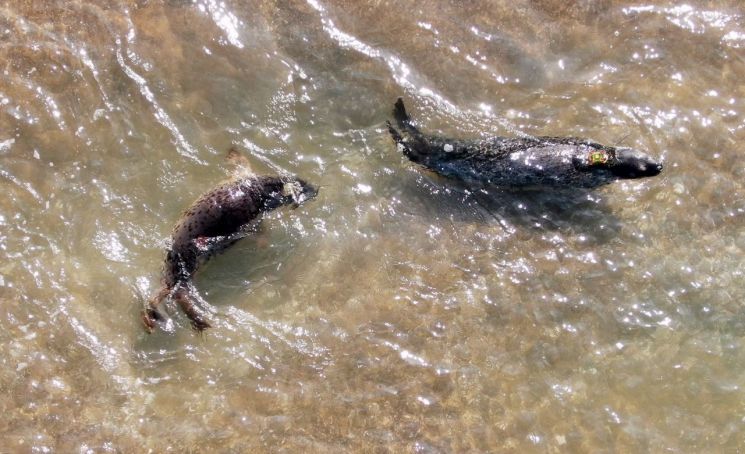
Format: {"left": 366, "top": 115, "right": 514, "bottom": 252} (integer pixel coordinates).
{"left": 142, "top": 283, "right": 211, "bottom": 332}
{"left": 142, "top": 286, "right": 171, "bottom": 333}
{"left": 174, "top": 285, "right": 211, "bottom": 331}
{"left": 192, "top": 230, "right": 250, "bottom": 261}
{"left": 226, "top": 146, "right": 255, "bottom": 179}
{"left": 387, "top": 97, "right": 412, "bottom": 150}
{"left": 387, "top": 120, "right": 418, "bottom": 162}
{"left": 388, "top": 98, "right": 432, "bottom": 165}
{"left": 387, "top": 120, "right": 404, "bottom": 145}
{"left": 393, "top": 97, "right": 421, "bottom": 136}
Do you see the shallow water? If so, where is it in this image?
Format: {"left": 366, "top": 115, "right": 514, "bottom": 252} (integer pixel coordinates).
{"left": 1, "top": 0, "right": 744, "bottom": 451}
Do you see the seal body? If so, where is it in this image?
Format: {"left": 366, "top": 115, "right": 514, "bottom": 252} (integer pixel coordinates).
{"left": 144, "top": 174, "right": 316, "bottom": 332}
{"left": 387, "top": 98, "right": 662, "bottom": 188}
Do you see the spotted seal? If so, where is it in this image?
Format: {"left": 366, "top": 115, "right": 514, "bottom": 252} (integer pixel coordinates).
{"left": 143, "top": 150, "right": 317, "bottom": 332}
{"left": 387, "top": 98, "right": 662, "bottom": 188}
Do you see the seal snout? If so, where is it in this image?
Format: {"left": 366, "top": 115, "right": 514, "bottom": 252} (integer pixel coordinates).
{"left": 612, "top": 148, "right": 663, "bottom": 179}
{"left": 298, "top": 179, "right": 319, "bottom": 201}
{"left": 283, "top": 178, "right": 318, "bottom": 206}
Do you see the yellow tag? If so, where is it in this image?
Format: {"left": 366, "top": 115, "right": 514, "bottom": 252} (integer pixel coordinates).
{"left": 589, "top": 151, "right": 608, "bottom": 165}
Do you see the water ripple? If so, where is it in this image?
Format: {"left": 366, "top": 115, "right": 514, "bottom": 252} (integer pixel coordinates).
{"left": 1, "top": 1, "right": 744, "bottom": 451}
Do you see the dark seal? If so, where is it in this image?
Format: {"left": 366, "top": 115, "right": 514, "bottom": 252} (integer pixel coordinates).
{"left": 387, "top": 98, "right": 662, "bottom": 188}
{"left": 143, "top": 167, "right": 317, "bottom": 332}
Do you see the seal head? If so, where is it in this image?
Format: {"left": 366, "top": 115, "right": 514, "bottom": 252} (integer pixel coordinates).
{"left": 282, "top": 178, "right": 318, "bottom": 207}
{"left": 572, "top": 145, "right": 663, "bottom": 179}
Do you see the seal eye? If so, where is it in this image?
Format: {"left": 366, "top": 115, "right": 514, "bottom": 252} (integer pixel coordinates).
{"left": 588, "top": 150, "right": 608, "bottom": 165}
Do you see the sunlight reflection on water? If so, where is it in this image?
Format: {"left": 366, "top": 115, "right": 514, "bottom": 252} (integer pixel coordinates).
{"left": 0, "top": 0, "right": 744, "bottom": 451}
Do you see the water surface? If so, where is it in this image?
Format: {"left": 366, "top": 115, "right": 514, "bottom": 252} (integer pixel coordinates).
{"left": 1, "top": 0, "right": 744, "bottom": 451}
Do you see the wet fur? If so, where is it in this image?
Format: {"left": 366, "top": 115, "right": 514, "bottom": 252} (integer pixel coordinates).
{"left": 144, "top": 175, "right": 315, "bottom": 332}
{"left": 387, "top": 98, "right": 662, "bottom": 188}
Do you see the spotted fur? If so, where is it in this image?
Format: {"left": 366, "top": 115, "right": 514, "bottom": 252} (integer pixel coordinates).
{"left": 144, "top": 174, "right": 316, "bottom": 332}
{"left": 387, "top": 98, "right": 662, "bottom": 188}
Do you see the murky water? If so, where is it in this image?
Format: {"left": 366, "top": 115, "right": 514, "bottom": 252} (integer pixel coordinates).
{"left": 1, "top": 0, "right": 744, "bottom": 451}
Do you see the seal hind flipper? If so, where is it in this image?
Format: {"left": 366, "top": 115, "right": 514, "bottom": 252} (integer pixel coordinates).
{"left": 173, "top": 286, "right": 211, "bottom": 331}
{"left": 387, "top": 119, "right": 418, "bottom": 162}
{"left": 393, "top": 97, "right": 409, "bottom": 124}
{"left": 142, "top": 286, "right": 171, "bottom": 333}
{"left": 388, "top": 98, "right": 434, "bottom": 165}
{"left": 386, "top": 120, "right": 404, "bottom": 146}
{"left": 142, "top": 283, "right": 212, "bottom": 332}
{"left": 392, "top": 97, "right": 420, "bottom": 135}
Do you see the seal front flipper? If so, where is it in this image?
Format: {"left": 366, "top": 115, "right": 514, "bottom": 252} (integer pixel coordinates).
{"left": 226, "top": 146, "right": 254, "bottom": 179}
